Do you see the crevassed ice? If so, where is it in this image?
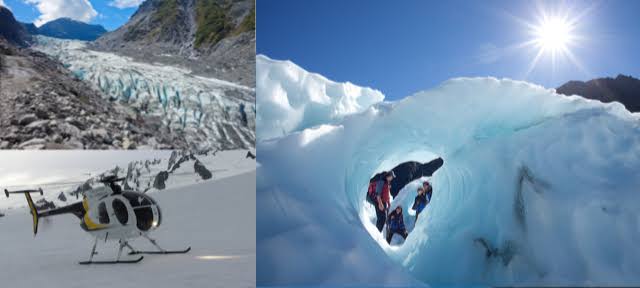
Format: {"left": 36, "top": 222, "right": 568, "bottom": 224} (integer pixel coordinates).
{"left": 32, "top": 36, "right": 256, "bottom": 149}
{"left": 256, "top": 54, "right": 384, "bottom": 140}
{"left": 256, "top": 59, "right": 640, "bottom": 286}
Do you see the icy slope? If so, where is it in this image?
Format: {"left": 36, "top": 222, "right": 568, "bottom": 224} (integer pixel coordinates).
{"left": 256, "top": 55, "right": 384, "bottom": 140}
{"left": 257, "top": 68, "right": 640, "bottom": 285}
{"left": 32, "top": 36, "right": 256, "bottom": 150}
{"left": 0, "top": 171, "right": 255, "bottom": 288}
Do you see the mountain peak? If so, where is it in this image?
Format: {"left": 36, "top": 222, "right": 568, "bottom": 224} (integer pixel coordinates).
{"left": 557, "top": 75, "right": 640, "bottom": 112}
{"left": 38, "top": 17, "right": 107, "bottom": 41}
{"left": 0, "top": 5, "right": 31, "bottom": 46}
{"left": 93, "top": 0, "right": 256, "bottom": 87}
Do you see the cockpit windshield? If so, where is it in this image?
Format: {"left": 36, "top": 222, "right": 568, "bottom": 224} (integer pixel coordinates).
{"left": 122, "top": 192, "right": 159, "bottom": 231}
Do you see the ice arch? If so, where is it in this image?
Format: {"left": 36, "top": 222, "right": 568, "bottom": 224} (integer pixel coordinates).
{"left": 257, "top": 76, "right": 640, "bottom": 286}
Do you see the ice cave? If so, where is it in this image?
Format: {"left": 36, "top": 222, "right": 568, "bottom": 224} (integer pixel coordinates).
{"left": 256, "top": 55, "right": 640, "bottom": 286}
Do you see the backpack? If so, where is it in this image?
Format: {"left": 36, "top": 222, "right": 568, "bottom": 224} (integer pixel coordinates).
{"left": 366, "top": 180, "right": 385, "bottom": 205}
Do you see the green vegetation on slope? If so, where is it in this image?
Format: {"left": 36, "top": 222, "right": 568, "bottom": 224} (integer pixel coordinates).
{"left": 232, "top": 5, "right": 255, "bottom": 36}
{"left": 148, "top": 0, "right": 179, "bottom": 40}
{"left": 194, "top": 0, "right": 233, "bottom": 48}
{"left": 123, "top": 0, "right": 179, "bottom": 42}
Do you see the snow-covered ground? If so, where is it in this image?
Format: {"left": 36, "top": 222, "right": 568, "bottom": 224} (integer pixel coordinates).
{"left": 257, "top": 55, "right": 640, "bottom": 286}
{"left": 0, "top": 151, "right": 255, "bottom": 288}
{"left": 32, "top": 36, "right": 255, "bottom": 150}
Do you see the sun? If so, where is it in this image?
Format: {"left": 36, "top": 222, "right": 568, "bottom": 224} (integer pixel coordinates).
{"left": 532, "top": 16, "right": 574, "bottom": 54}
{"left": 518, "top": 6, "right": 590, "bottom": 78}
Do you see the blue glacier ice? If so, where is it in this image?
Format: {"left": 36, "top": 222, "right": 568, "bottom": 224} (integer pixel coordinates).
{"left": 256, "top": 55, "right": 640, "bottom": 286}
{"left": 32, "top": 36, "right": 256, "bottom": 149}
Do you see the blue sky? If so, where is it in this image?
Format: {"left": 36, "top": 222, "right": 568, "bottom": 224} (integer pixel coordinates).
{"left": 2, "top": 0, "right": 141, "bottom": 31}
{"left": 257, "top": 0, "right": 640, "bottom": 100}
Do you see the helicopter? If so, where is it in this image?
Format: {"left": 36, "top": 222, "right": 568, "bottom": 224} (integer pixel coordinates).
{"left": 4, "top": 175, "right": 190, "bottom": 264}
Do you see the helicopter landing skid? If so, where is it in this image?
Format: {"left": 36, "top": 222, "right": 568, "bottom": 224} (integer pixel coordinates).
{"left": 79, "top": 256, "right": 144, "bottom": 265}
{"left": 128, "top": 247, "right": 191, "bottom": 255}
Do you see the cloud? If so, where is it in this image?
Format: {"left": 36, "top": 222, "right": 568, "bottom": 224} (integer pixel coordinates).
{"left": 109, "top": 0, "right": 144, "bottom": 9}
{"left": 476, "top": 42, "right": 502, "bottom": 65}
{"left": 24, "top": 0, "right": 98, "bottom": 26}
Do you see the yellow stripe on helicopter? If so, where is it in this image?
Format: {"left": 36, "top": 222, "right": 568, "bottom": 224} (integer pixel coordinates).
{"left": 82, "top": 198, "right": 108, "bottom": 231}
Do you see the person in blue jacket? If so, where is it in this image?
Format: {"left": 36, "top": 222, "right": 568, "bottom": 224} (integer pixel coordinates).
{"left": 386, "top": 205, "right": 408, "bottom": 244}
{"left": 412, "top": 181, "right": 432, "bottom": 221}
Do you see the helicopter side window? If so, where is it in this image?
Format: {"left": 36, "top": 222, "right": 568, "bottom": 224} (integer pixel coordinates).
{"left": 122, "top": 192, "right": 155, "bottom": 231}
{"left": 98, "top": 202, "right": 109, "bottom": 224}
{"left": 112, "top": 199, "right": 128, "bottom": 225}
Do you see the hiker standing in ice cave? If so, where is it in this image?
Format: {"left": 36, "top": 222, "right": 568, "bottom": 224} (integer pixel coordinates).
{"left": 367, "top": 171, "right": 395, "bottom": 232}
{"left": 412, "top": 181, "right": 432, "bottom": 221}
{"left": 386, "top": 205, "right": 409, "bottom": 244}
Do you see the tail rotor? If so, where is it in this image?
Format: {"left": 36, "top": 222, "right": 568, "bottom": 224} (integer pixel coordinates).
{"left": 5, "top": 188, "right": 44, "bottom": 236}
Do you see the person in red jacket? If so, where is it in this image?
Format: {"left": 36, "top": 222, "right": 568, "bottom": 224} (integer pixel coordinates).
{"left": 375, "top": 171, "right": 395, "bottom": 232}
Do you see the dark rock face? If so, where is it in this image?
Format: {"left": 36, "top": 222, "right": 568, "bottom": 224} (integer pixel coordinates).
{"left": 194, "top": 159, "right": 212, "bottom": 180}
{"left": 92, "top": 0, "right": 256, "bottom": 87}
{"left": 370, "top": 158, "right": 444, "bottom": 198}
{"left": 0, "top": 6, "right": 31, "bottom": 46}
{"left": 35, "top": 198, "right": 56, "bottom": 210}
{"left": 57, "top": 192, "right": 67, "bottom": 202}
{"left": 72, "top": 181, "right": 93, "bottom": 198}
{"left": 38, "top": 18, "right": 107, "bottom": 41}
{"left": 0, "top": 38, "right": 189, "bottom": 149}
{"left": 153, "top": 171, "right": 169, "bottom": 190}
{"left": 557, "top": 74, "right": 640, "bottom": 112}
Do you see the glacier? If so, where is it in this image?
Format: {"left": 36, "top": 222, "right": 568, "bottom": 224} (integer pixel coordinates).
{"left": 32, "top": 36, "right": 256, "bottom": 150}
{"left": 257, "top": 56, "right": 640, "bottom": 286}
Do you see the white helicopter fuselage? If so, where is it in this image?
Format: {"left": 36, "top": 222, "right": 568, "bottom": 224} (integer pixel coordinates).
{"left": 81, "top": 186, "right": 162, "bottom": 241}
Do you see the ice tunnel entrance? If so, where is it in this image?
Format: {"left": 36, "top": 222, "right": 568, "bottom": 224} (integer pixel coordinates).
{"left": 359, "top": 150, "right": 444, "bottom": 250}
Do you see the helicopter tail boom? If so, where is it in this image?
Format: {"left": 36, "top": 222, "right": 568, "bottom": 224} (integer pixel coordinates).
{"left": 5, "top": 188, "right": 43, "bottom": 236}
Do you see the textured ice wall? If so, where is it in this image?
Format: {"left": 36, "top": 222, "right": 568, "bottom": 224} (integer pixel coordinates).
{"left": 256, "top": 55, "right": 384, "bottom": 140}
{"left": 32, "top": 36, "right": 256, "bottom": 149}
{"left": 257, "top": 73, "right": 640, "bottom": 286}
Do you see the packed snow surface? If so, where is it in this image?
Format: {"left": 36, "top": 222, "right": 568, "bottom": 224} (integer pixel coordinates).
{"left": 32, "top": 36, "right": 256, "bottom": 150}
{"left": 256, "top": 55, "right": 384, "bottom": 140}
{"left": 257, "top": 58, "right": 640, "bottom": 286}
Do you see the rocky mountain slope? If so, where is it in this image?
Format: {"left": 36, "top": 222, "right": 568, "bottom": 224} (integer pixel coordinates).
{"left": 0, "top": 38, "right": 189, "bottom": 149}
{"left": 0, "top": 6, "right": 31, "bottom": 46}
{"left": 37, "top": 18, "right": 107, "bottom": 41}
{"left": 557, "top": 74, "right": 640, "bottom": 112}
{"left": 92, "top": 0, "right": 255, "bottom": 87}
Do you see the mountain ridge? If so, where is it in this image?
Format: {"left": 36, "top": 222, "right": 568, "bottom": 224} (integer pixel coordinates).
{"left": 37, "top": 18, "right": 107, "bottom": 41}
{"left": 556, "top": 74, "right": 640, "bottom": 112}
{"left": 0, "top": 6, "right": 31, "bottom": 46}
{"left": 92, "top": 0, "right": 256, "bottom": 87}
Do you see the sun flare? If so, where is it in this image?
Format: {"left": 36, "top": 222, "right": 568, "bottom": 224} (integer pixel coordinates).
{"left": 519, "top": 6, "right": 590, "bottom": 77}
{"left": 533, "top": 16, "right": 573, "bottom": 53}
